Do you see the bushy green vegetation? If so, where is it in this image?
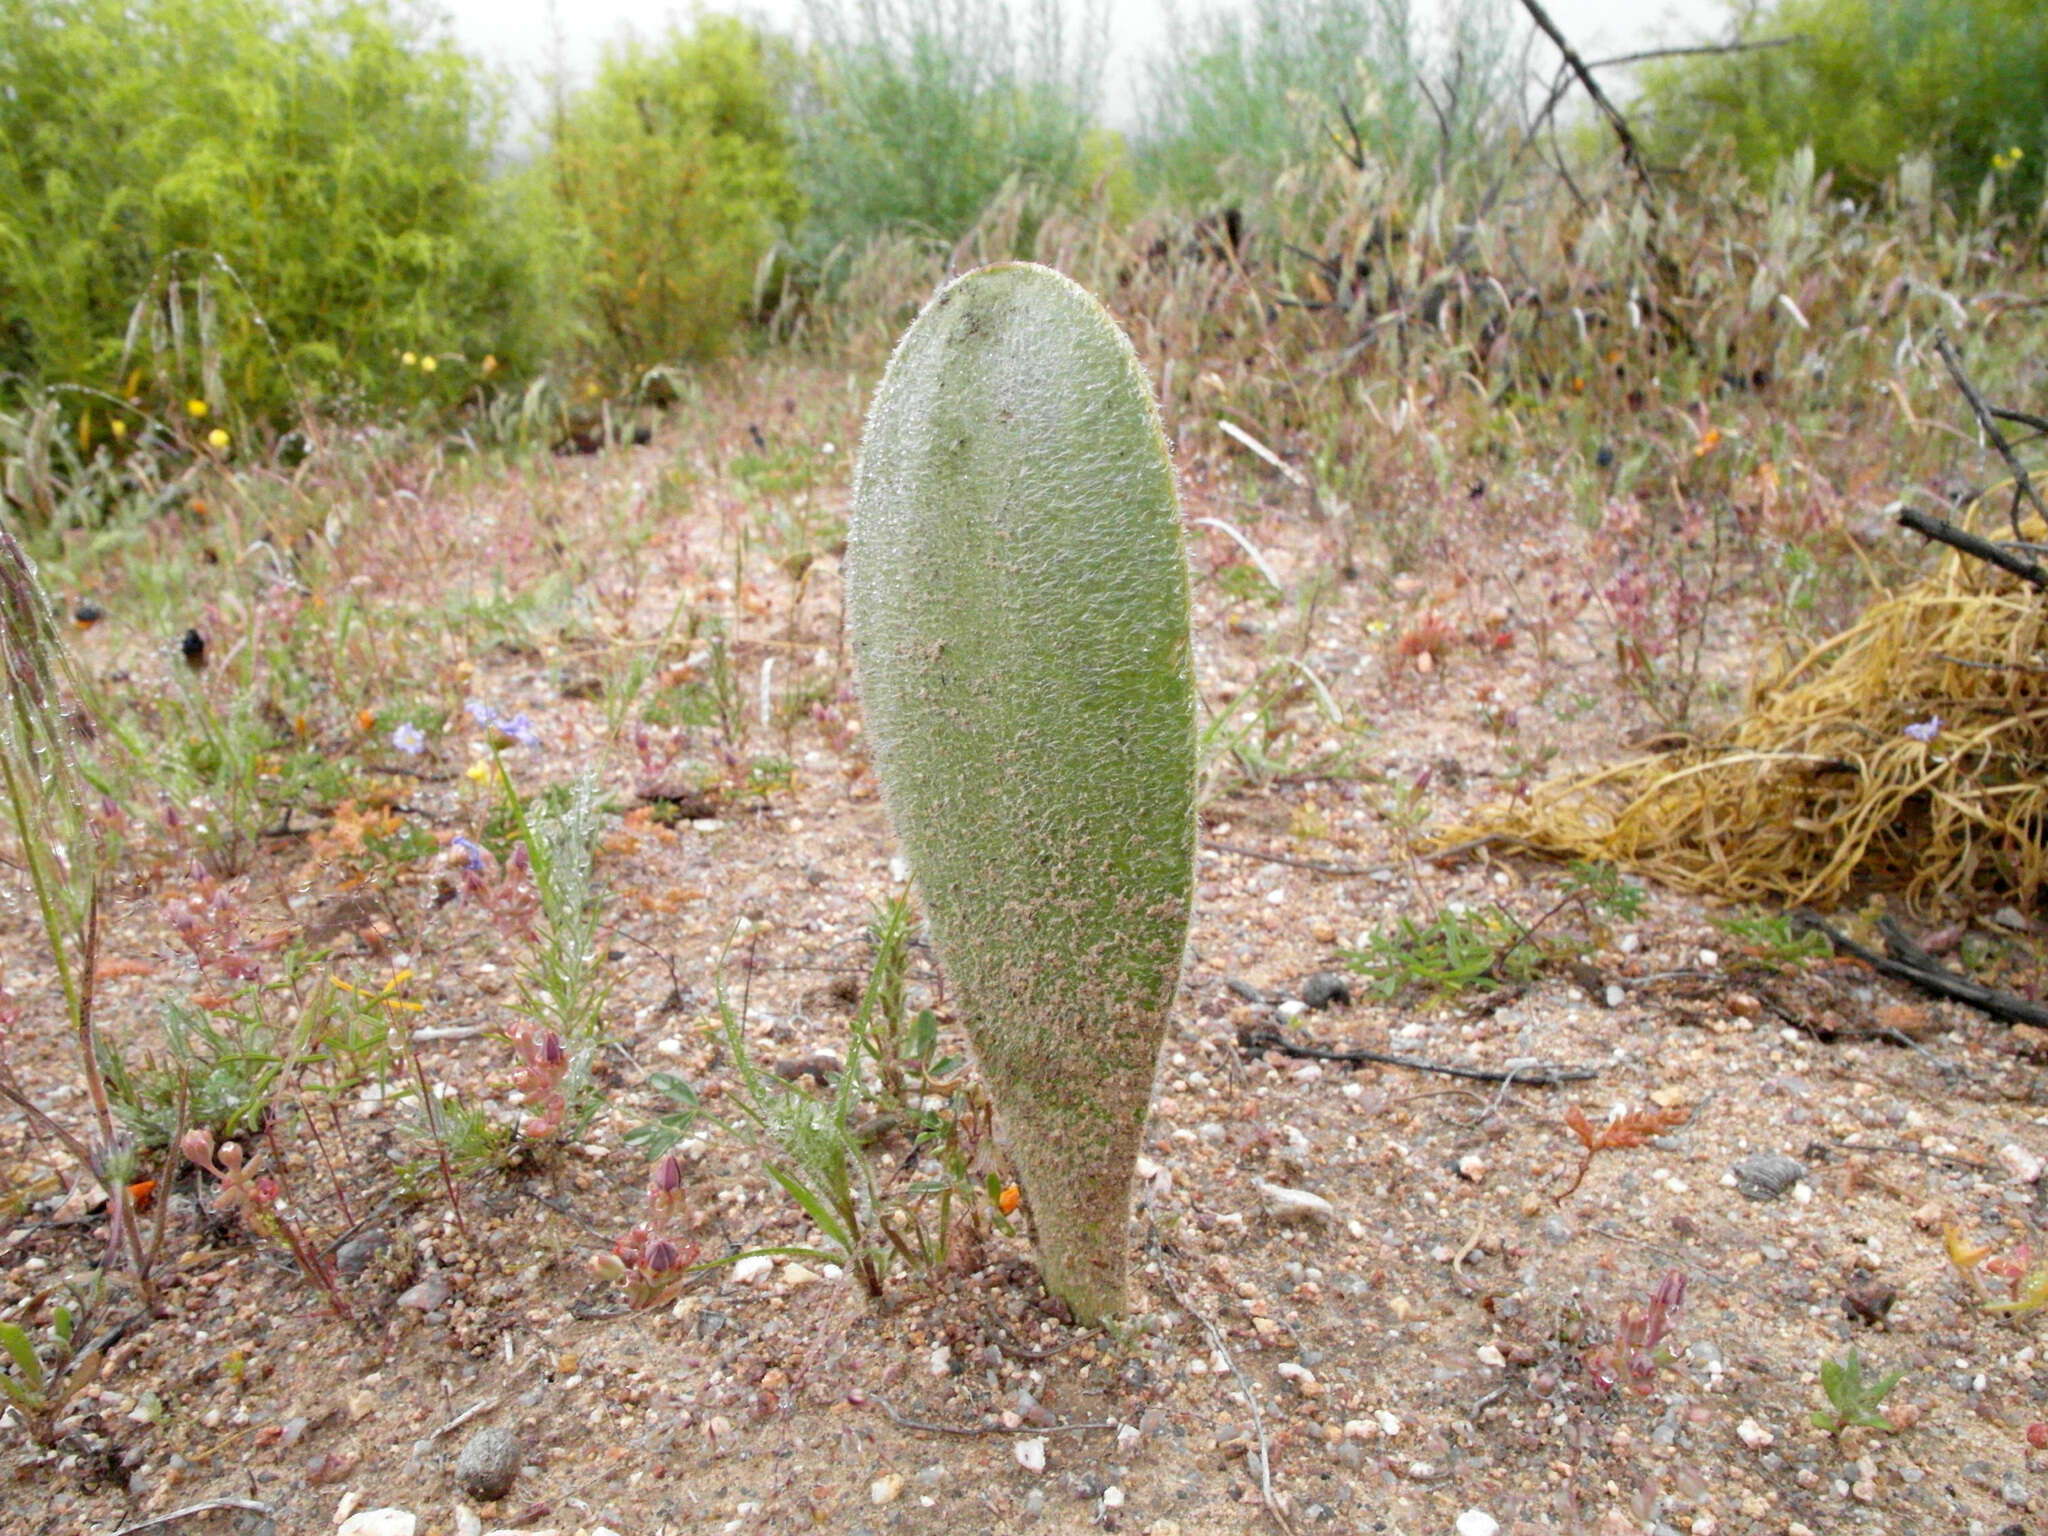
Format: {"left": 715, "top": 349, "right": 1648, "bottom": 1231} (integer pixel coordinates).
{"left": 1139, "top": 0, "right": 1515, "bottom": 208}
{"left": 0, "top": 0, "right": 541, "bottom": 429}
{"left": 1644, "top": 0, "right": 2048, "bottom": 215}
{"left": 784, "top": 0, "right": 1102, "bottom": 259}
{"left": 549, "top": 19, "right": 803, "bottom": 371}
{"left": 1, "top": 0, "right": 2043, "bottom": 446}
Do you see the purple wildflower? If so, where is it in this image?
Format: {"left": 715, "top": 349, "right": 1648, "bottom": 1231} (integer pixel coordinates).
{"left": 499, "top": 712, "right": 541, "bottom": 749}
{"left": 450, "top": 836, "right": 487, "bottom": 873}
{"left": 391, "top": 722, "right": 426, "bottom": 756}
{"left": 1903, "top": 716, "right": 1942, "bottom": 743}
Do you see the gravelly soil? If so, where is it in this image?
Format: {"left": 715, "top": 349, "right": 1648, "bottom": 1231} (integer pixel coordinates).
{"left": 2, "top": 375, "right": 2045, "bottom": 1536}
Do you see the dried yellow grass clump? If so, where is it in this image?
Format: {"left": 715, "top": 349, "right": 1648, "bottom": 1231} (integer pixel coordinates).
{"left": 1446, "top": 501, "right": 2048, "bottom": 912}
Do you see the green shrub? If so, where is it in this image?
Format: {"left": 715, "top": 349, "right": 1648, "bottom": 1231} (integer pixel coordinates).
{"left": 786, "top": 0, "right": 1102, "bottom": 259}
{"left": 547, "top": 18, "right": 804, "bottom": 372}
{"left": 1643, "top": 0, "right": 2048, "bottom": 216}
{"left": 1136, "top": 0, "right": 1518, "bottom": 210}
{"left": 0, "top": 0, "right": 547, "bottom": 429}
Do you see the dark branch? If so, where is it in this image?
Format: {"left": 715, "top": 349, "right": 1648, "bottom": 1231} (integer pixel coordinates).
{"left": 1515, "top": 0, "right": 1659, "bottom": 206}
{"left": 1894, "top": 506, "right": 2048, "bottom": 589}
{"left": 1586, "top": 36, "right": 1807, "bottom": 70}
{"left": 1792, "top": 912, "right": 2048, "bottom": 1030}
{"left": 1240, "top": 1026, "right": 1597, "bottom": 1086}
{"left": 1932, "top": 330, "right": 2048, "bottom": 540}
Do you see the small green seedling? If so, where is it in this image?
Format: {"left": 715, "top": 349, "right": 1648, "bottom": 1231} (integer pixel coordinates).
{"left": 1812, "top": 1347, "right": 1905, "bottom": 1435}
{"left": 0, "top": 1277, "right": 106, "bottom": 1448}
{"left": 1716, "top": 908, "right": 1832, "bottom": 970}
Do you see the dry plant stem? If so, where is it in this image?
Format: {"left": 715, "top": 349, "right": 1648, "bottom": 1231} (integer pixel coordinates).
{"left": 407, "top": 1042, "right": 469, "bottom": 1238}
{"left": 1239, "top": 1027, "right": 1596, "bottom": 1086}
{"left": 141, "top": 1079, "right": 189, "bottom": 1287}
{"left": 1932, "top": 330, "right": 2048, "bottom": 540}
{"left": 102, "top": 1498, "right": 273, "bottom": 1536}
{"left": 1149, "top": 1232, "right": 1294, "bottom": 1536}
{"left": 78, "top": 896, "right": 155, "bottom": 1306}
{"left": 0, "top": 747, "right": 151, "bottom": 1297}
{"left": 867, "top": 1394, "right": 1117, "bottom": 1438}
{"left": 1588, "top": 36, "right": 1806, "bottom": 69}
{"left": 260, "top": 1121, "right": 352, "bottom": 1320}
{"left": 1514, "top": 0, "right": 1659, "bottom": 207}
{"left": 301, "top": 1102, "right": 356, "bottom": 1228}
{"left": 1895, "top": 506, "right": 2048, "bottom": 588}
{"left": 1790, "top": 911, "right": 2048, "bottom": 1029}
{"left": 0, "top": 1066, "right": 93, "bottom": 1165}
{"left": 1204, "top": 839, "right": 1377, "bottom": 877}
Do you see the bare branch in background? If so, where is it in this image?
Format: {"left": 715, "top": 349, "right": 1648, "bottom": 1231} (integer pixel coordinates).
{"left": 1933, "top": 329, "right": 2048, "bottom": 540}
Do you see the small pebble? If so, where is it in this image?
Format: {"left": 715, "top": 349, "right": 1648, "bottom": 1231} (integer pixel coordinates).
{"left": 1255, "top": 1180, "right": 1334, "bottom": 1225}
{"left": 1299, "top": 972, "right": 1352, "bottom": 1010}
{"left": 454, "top": 1425, "right": 521, "bottom": 1502}
{"left": 337, "top": 1513, "right": 416, "bottom": 1536}
{"left": 870, "top": 1472, "right": 904, "bottom": 1505}
{"left": 398, "top": 1273, "right": 451, "bottom": 1311}
{"left": 1997, "top": 1143, "right": 2045, "bottom": 1184}
{"left": 1015, "top": 1437, "right": 1047, "bottom": 1474}
{"left": 730, "top": 1254, "right": 774, "bottom": 1285}
{"left": 1730, "top": 1153, "right": 1805, "bottom": 1201}
{"left": 334, "top": 1228, "right": 392, "bottom": 1278}
{"left": 1455, "top": 1512, "right": 1501, "bottom": 1536}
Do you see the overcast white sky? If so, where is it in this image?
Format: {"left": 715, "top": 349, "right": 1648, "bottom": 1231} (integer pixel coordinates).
{"left": 437, "top": 0, "right": 1735, "bottom": 129}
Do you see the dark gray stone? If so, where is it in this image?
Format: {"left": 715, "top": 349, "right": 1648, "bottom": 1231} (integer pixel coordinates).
{"left": 454, "top": 1425, "right": 521, "bottom": 1501}
{"left": 1299, "top": 972, "right": 1353, "bottom": 1010}
{"left": 333, "top": 1229, "right": 392, "bottom": 1279}
{"left": 1731, "top": 1153, "right": 1805, "bottom": 1201}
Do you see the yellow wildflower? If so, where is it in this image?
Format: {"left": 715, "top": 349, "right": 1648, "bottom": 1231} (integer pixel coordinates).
{"left": 186, "top": 398, "right": 209, "bottom": 419}
{"left": 208, "top": 428, "right": 229, "bottom": 451}
{"left": 420, "top": 355, "right": 438, "bottom": 374}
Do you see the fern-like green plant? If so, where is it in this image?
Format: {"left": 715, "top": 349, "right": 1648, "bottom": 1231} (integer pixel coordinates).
{"left": 847, "top": 262, "right": 1195, "bottom": 1323}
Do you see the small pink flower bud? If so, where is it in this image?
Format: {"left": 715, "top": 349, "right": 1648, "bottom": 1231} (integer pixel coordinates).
{"left": 590, "top": 1252, "right": 626, "bottom": 1281}
{"left": 180, "top": 1128, "right": 215, "bottom": 1163}
{"left": 643, "top": 1238, "right": 681, "bottom": 1274}
{"left": 649, "top": 1152, "right": 685, "bottom": 1200}
{"left": 539, "top": 1031, "right": 566, "bottom": 1068}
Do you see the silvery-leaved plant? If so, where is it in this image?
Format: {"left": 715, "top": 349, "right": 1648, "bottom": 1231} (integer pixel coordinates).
{"left": 847, "top": 263, "right": 1195, "bottom": 1323}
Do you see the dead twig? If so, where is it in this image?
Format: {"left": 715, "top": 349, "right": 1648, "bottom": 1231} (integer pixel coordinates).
{"left": 1587, "top": 36, "right": 1806, "bottom": 69}
{"left": 864, "top": 1393, "right": 1116, "bottom": 1438}
{"left": 1148, "top": 1228, "right": 1294, "bottom": 1536}
{"left": 1792, "top": 911, "right": 2048, "bottom": 1029}
{"left": 99, "top": 1500, "right": 272, "bottom": 1536}
{"left": 1932, "top": 330, "right": 2048, "bottom": 540}
{"left": 1895, "top": 506, "right": 2048, "bottom": 589}
{"left": 1239, "top": 1026, "right": 1596, "bottom": 1086}
{"left": 1515, "top": 0, "right": 1659, "bottom": 206}
{"left": 1204, "top": 839, "right": 1377, "bottom": 877}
